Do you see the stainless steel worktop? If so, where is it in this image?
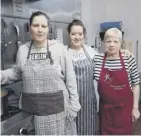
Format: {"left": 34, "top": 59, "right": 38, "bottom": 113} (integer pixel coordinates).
{"left": 1, "top": 111, "right": 34, "bottom": 135}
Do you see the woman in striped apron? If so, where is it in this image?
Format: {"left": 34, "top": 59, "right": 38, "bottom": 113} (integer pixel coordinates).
{"left": 1, "top": 11, "right": 81, "bottom": 135}
{"left": 67, "top": 19, "right": 99, "bottom": 135}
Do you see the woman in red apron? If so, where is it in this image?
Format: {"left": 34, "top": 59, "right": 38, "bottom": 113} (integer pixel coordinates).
{"left": 93, "top": 28, "right": 140, "bottom": 135}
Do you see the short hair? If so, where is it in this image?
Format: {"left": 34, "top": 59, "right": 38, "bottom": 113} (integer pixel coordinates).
{"left": 104, "top": 27, "right": 122, "bottom": 41}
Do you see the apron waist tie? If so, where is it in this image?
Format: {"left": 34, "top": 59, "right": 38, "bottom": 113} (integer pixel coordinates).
{"left": 22, "top": 90, "right": 64, "bottom": 116}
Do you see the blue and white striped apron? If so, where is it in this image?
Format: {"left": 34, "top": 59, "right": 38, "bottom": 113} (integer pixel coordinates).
{"left": 70, "top": 46, "right": 97, "bottom": 135}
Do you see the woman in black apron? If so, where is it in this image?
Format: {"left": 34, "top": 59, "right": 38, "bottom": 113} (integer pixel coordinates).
{"left": 1, "top": 11, "right": 81, "bottom": 135}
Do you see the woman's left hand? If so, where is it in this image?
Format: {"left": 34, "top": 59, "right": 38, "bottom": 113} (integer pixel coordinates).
{"left": 120, "top": 49, "right": 133, "bottom": 57}
{"left": 132, "top": 108, "right": 140, "bottom": 122}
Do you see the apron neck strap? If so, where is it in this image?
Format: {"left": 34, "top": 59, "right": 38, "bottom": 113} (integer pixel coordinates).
{"left": 102, "top": 51, "right": 126, "bottom": 69}
{"left": 119, "top": 51, "right": 126, "bottom": 70}
{"left": 102, "top": 52, "right": 107, "bottom": 69}
{"left": 82, "top": 45, "right": 93, "bottom": 64}
{"left": 46, "top": 40, "right": 54, "bottom": 65}
{"left": 27, "top": 41, "right": 33, "bottom": 59}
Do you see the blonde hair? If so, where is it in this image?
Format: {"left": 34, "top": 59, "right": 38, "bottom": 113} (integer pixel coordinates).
{"left": 104, "top": 28, "right": 122, "bottom": 41}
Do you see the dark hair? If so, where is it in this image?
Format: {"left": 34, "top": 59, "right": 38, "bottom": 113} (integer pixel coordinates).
{"left": 29, "top": 11, "right": 50, "bottom": 26}
{"left": 67, "top": 19, "right": 86, "bottom": 36}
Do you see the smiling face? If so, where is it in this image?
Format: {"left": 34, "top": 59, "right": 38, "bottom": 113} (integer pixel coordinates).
{"left": 30, "top": 15, "right": 49, "bottom": 44}
{"left": 68, "top": 25, "right": 84, "bottom": 49}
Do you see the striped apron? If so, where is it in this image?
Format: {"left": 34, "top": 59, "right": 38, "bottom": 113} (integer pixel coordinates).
{"left": 71, "top": 46, "right": 97, "bottom": 135}
{"left": 21, "top": 42, "right": 77, "bottom": 135}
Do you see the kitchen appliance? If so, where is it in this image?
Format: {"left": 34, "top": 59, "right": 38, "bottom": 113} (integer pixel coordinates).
{"left": 1, "top": 87, "right": 34, "bottom": 135}
{"left": 1, "top": 19, "right": 11, "bottom": 70}
{"left": 1, "top": 110, "right": 34, "bottom": 135}
{"left": 0, "top": 89, "right": 9, "bottom": 116}
{"left": 12, "top": 22, "right": 22, "bottom": 62}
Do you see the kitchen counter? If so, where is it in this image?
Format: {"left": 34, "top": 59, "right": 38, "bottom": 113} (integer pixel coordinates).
{"left": 1, "top": 111, "right": 34, "bottom": 135}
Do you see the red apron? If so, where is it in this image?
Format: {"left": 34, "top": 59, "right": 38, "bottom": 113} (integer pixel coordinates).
{"left": 98, "top": 52, "right": 133, "bottom": 135}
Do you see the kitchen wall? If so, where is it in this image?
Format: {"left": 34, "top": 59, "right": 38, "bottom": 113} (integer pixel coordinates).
{"left": 27, "top": 0, "right": 81, "bottom": 22}
{"left": 1, "top": 0, "right": 81, "bottom": 22}
{"left": 81, "top": 0, "right": 141, "bottom": 72}
{"left": 1, "top": 0, "right": 81, "bottom": 69}
{"left": 1, "top": 0, "right": 140, "bottom": 71}
{"left": 1, "top": 0, "right": 81, "bottom": 41}
{"left": 1, "top": 0, "right": 82, "bottom": 96}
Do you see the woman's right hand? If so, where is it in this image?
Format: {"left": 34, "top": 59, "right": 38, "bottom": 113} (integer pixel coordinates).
{"left": 132, "top": 108, "right": 140, "bottom": 122}
{"left": 66, "top": 108, "right": 77, "bottom": 122}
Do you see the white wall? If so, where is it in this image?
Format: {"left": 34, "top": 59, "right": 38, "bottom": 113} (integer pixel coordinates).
{"left": 81, "top": 0, "right": 141, "bottom": 72}
{"left": 81, "top": 0, "right": 106, "bottom": 46}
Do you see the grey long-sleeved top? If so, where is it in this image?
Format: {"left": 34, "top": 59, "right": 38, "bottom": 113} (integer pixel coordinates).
{"left": 1, "top": 40, "right": 81, "bottom": 114}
